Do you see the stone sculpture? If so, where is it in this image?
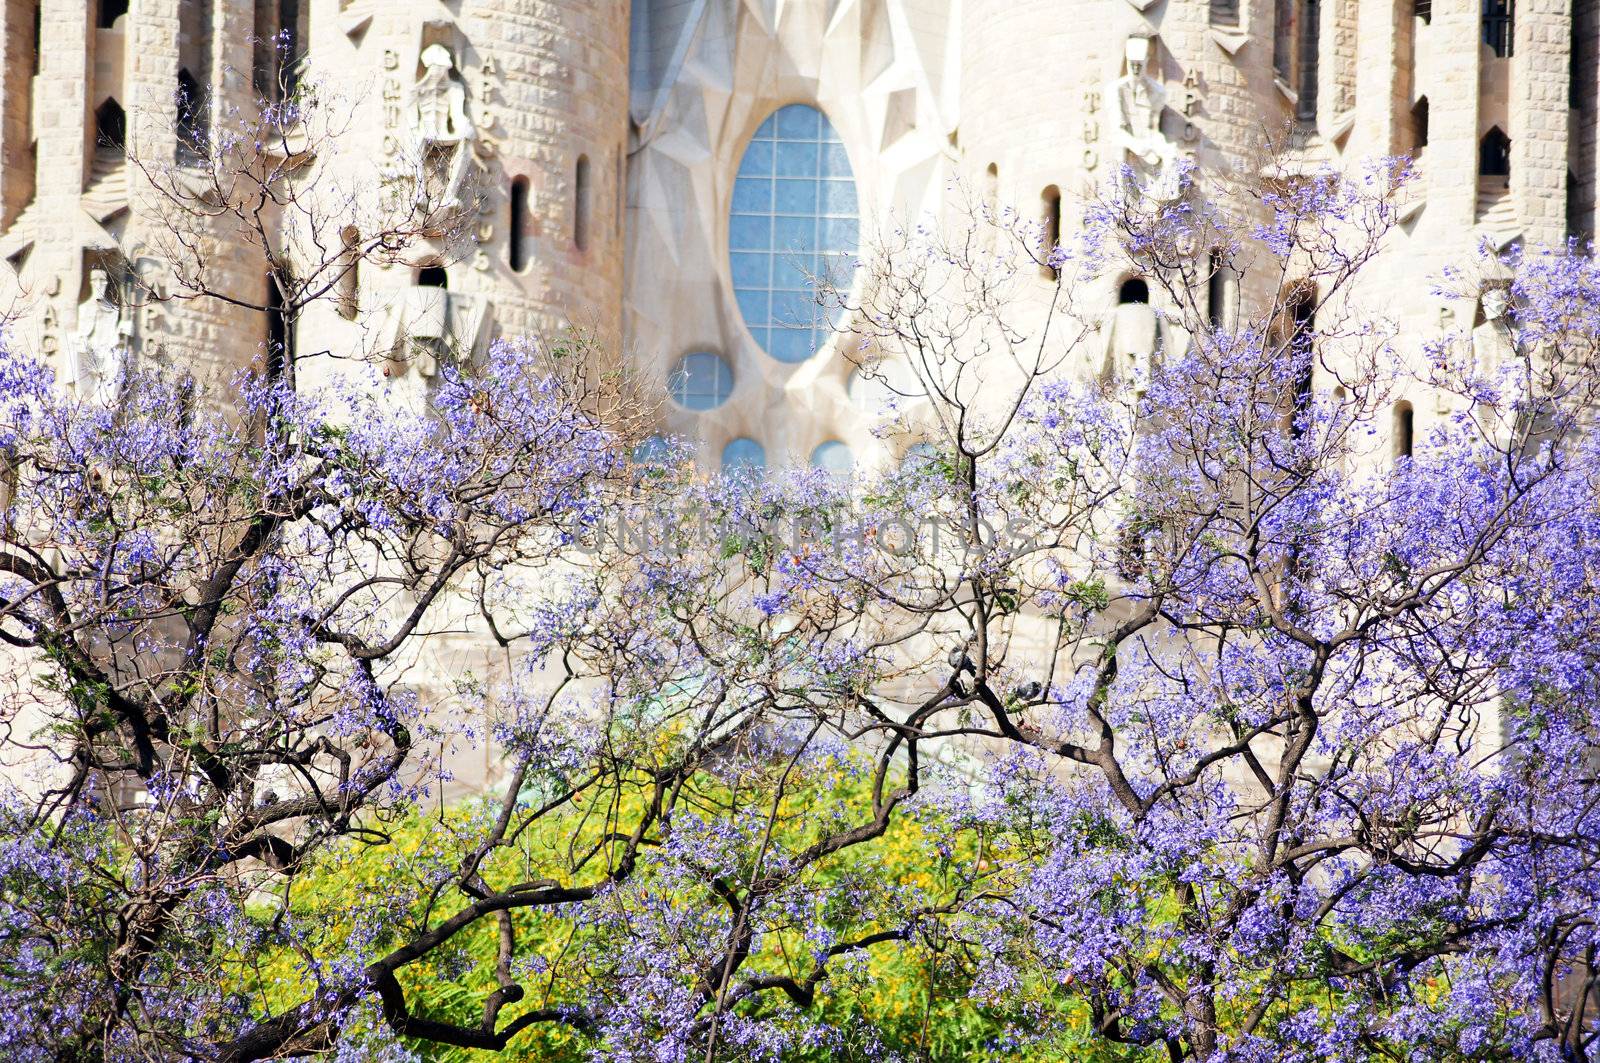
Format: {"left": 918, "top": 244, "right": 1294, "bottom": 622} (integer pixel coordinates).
{"left": 69, "top": 268, "right": 132, "bottom": 407}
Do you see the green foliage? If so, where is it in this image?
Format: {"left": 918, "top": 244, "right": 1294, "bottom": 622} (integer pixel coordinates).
{"left": 229, "top": 772, "right": 1130, "bottom": 1062}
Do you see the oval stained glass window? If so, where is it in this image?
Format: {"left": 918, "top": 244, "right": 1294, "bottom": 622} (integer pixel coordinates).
{"left": 730, "top": 104, "right": 858, "bottom": 363}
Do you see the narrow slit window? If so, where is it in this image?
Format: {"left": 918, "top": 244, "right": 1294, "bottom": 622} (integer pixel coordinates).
{"left": 1287, "top": 284, "right": 1316, "bottom": 439}
{"left": 94, "top": 98, "right": 126, "bottom": 156}
{"left": 1482, "top": 0, "right": 1513, "bottom": 58}
{"left": 574, "top": 154, "right": 591, "bottom": 252}
{"left": 509, "top": 176, "right": 529, "bottom": 272}
{"left": 177, "top": 69, "right": 206, "bottom": 159}
{"left": 1395, "top": 403, "right": 1415, "bottom": 460}
{"left": 1411, "top": 96, "right": 1429, "bottom": 153}
{"left": 337, "top": 226, "right": 359, "bottom": 318}
{"left": 266, "top": 272, "right": 291, "bottom": 380}
{"left": 1040, "top": 185, "right": 1061, "bottom": 280}
{"left": 97, "top": 0, "right": 127, "bottom": 28}
{"left": 1207, "top": 250, "right": 1230, "bottom": 329}
{"left": 1296, "top": 0, "right": 1320, "bottom": 125}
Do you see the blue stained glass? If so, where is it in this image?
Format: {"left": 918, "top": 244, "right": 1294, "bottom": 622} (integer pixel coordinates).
{"left": 729, "top": 215, "right": 772, "bottom": 251}
{"left": 722, "top": 437, "right": 767, "bottom": 470}
{"left": 774, "top": 179, "right": 817, "bottom": 214}
{"left": 773, "top": 216, "right": 816, "bottom": 253}
{"left": 775, "top": 141, "right": 819, "bottom": 176}
{"left": 670, "top": 351, "right": 734, "bottom": 411}
{"left": 776, "top": 106, "right": 820, "bottom": 138}
{"left": 730, "top": 252, "right": 769, "bottom": 287}
{"left": 769, "top": 328, "right": 815, "bottom": 363}
{"left": 771, "top": 289, "right": 815, "bottom": 326}
{"left": 733, "top": 179, "right": 773, "bottom": 212}
{"left": 819, "top": 180, "right": 858, "bottom": 214}
{"left": 736, "top": 289, "right": 770, "bottom": 322}
{"left": 729, "top": 104, "right": 858, "bottom": 364}
{"left": 810, "top": 440, "right": 853, "bottom": 474}
{"left": 738, "top": 141, "right": 774, "bottom": 176}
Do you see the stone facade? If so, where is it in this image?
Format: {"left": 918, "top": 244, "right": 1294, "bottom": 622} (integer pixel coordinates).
{"left": 0, "top": 0, "right": 1595, "bottom": 790}
{"left": 0, "top": 0, "right": 1592, "bottom": 464}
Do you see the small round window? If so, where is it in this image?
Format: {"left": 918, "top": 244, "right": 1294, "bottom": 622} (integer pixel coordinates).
{"left": 730, "top": 104, "right": 859, "bottom": 364}
{"left": 669, "top": 352, "right": 734, "bottom": 411}
{"left": 810, "top": 441, "right": 853, "bottom": 475}
{"left": 722, "top": 437, "right": 767, "bottom": 471}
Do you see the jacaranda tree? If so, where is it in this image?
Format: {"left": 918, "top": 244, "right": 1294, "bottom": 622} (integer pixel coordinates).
{"left": 1, "top": 147, "right": 1598, "bottom": 1063}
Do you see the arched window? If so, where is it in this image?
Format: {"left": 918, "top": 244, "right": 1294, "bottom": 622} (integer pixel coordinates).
{"left": 94, "top": 98, "right": 126, "bottom": 156}
{"left": 669, "top": 351, "right": 733, "bottom": 411}
{"left": 1394, "top": 402, "right": 1415, "bottom": 460}
{"left": 1414, "top": 0, "right": 1432, "bottom": 24}
{"left": 983, "top": 163, "right": 999, "bottom": 215}
{"left": 574, "top": 155, "right": 590, "bottom": 251}
{"left": 509, "top": 176, "right": 529, "bottom": 272}
{"left": 810, "top": 441, "right": 853, "bottom": 475}
{"left": 1482, "top": 0, "right": 1513, "bottom": 58}
{"left": 1410, "top": 96, "right": 1430, "bottom": 153}
{"left": 418, "top": 265, "right": 448, "bottom": 289}
{"left": 1296, "top": 0, "right": 1320, "bottom": 124}
{"left": 1272, "top": 0, "right": 1320, "bottom": 125}
{"left": 97, "top": 0, "right": 127, "bottom": 28}
{"left": 1480, "top": 126, "right": 1511, "bottom": 178}
{"left": 722, "top": 438, "right": 766, "bottom": 471}
{"left": 1118, "top": 277, "right": 1150, "bottom": 304}
{"left": 1040, "top": 185, "right": 1061, "bottom": 280}
{"left": 176, "top": 69, "right": 206, "bottom": 159}
{"left": 730, "top": 103, "right": 859, "bottom": 363}
{"left": 337, "top": 226, "right": 359, "bottom": 318}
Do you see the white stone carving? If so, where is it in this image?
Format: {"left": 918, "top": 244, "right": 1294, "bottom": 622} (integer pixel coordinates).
{"left": 377, "top": 284, "right": 492, "bottom": 380}
{"left": 1103, "top": 33, "right": 1183, "bottom": 206}
{"left": 411, "top": 44, "right": 476, "bottom": 209}
{"left": 1099, "top": 300, "right": 1184, "bottom": 396}
{"left": 69, "top": 268, "right": 132, "bottom": 407}
{"left": 1472, "top": 284, "right": 1514, "bottom": 377}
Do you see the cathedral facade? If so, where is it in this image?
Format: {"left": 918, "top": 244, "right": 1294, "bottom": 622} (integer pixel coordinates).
{"left": 0, "top": 0, "right": 1594, "bottom": 471}
{"left": 0, "top": 0, "right": 1595, "bottom": 787}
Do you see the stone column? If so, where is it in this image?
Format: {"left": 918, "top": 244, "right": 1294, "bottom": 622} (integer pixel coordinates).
{"left": 0, "top": 0, "right": 39, "bottom": 228}
{"left": 30, "top": 0, "right": 92, "bottom": 377}
{"left": 1427, "top": 0, "right": 1481, "bottom": 231}
{"left": 1352, "top": 0, "right": 1406, "bottom": 158}
{"left": 1511, "top": 0, "right": 1572, "bottom": 247}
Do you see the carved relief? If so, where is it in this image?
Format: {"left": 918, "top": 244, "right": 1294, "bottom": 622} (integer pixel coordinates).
{"left": 69, "top": 268, "right": 133, "bottom": 407}
{"left": 1473, "top": 283, "right": 1514, "bottom": 377}
{"left": 411, "top": 44, "right": 477, "bottom": 210}
{"left": 377, "top": 284, "right": 494, "bottom": 381}
{"left": 1098, "top": 298, "right": 1187, "bottom": 396}
{"left": 1102, "top": 33, "right": 1184, "bottom": 205}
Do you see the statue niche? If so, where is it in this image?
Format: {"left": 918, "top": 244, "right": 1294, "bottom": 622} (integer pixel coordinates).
{"left": 1103, "top": 33, "right": 1184, "bottom": 206}
{"left": 410, "top": 43, "right": 477, "bottom": 211}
